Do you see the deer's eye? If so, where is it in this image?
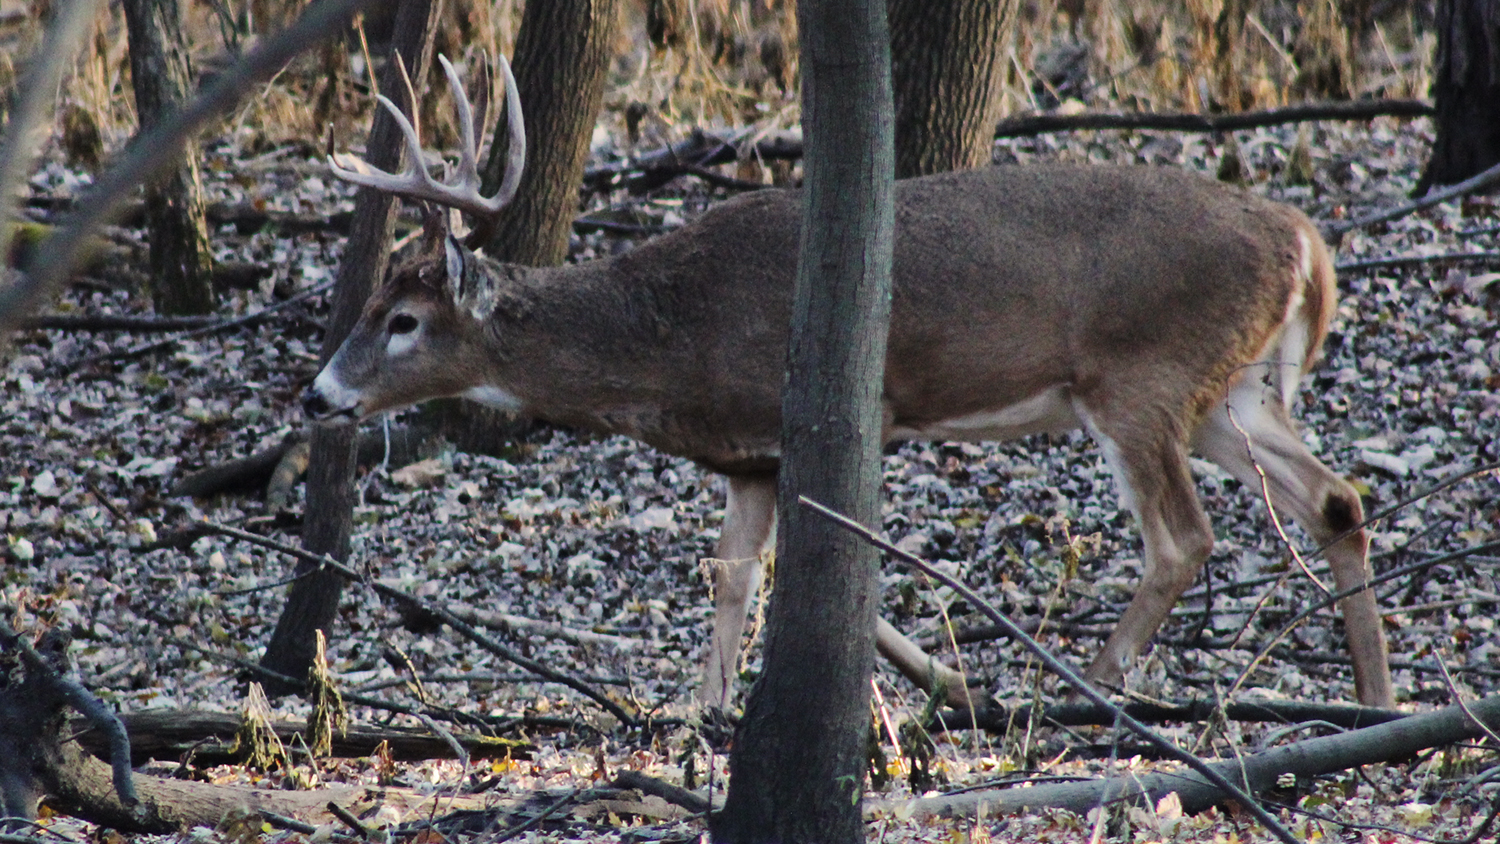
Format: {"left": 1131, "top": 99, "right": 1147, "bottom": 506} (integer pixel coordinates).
{"left": 388, "top": 314, "right": 419, "bottom": 335}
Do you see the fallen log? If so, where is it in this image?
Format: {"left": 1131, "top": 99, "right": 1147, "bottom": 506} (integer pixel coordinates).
{"left": 931, "top": 698, "right": 1408, "bottom": 734}
{"left": 888, "top": 694, "right": 1500, "bottom": 821}
{"left": 70, "top": 709, "right": 530, "bottom": 766}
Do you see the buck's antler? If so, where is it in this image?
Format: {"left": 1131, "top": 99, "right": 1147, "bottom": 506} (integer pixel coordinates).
{"left": 329, "top": 53, "right": 526, "bottom": 224}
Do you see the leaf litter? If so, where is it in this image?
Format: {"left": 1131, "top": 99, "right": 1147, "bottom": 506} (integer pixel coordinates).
{"left": 2, "top": 113, "right": 1499, "bottom": 842}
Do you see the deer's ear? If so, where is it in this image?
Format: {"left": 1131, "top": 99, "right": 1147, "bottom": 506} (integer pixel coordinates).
{"left": 420, "top": 203, "right": 449, "bottom": 250}
{"left": 445, "top": 234, "right": 465, "bottom": 281}
{"left": 444, "top": 234, "right": 467, "bottom": 303}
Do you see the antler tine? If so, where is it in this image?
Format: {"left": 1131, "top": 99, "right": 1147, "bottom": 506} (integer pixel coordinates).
{"left": 440, "top": 55, "right": 482, "bottom": 195}
{"left": 489, "top": 52, "right": 527, "bottom": 211}
{"left": 328, "top": 53, "right": 526, "bottom": 221}
{"left": 327, "top": 90, "right": 447, "bottom": 198}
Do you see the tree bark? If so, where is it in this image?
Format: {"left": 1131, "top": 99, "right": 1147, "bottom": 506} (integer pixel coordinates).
{"left": 426, "top": 0, "right": 617, "bottom": 457}
{"left": 1415, "top": 0, "right": 1500, "bottom": 194}
{"left": 713, "top": 0, "right": 895, "bottom": 841}
{"left": 480, "top": 0, "right": 614, "bottom": 266}
{"left": 122, "top": 0, "right": 215, "bottom": 315}
{"left": 258, "top": 0, "right": 441, "bottom": 691}
{"left": 887, "top": 0, "right": 1012, "bottom": 179}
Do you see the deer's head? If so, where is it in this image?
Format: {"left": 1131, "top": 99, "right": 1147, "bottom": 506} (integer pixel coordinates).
{"left": 302, "top": 54, "right": 526, "bottom": 424}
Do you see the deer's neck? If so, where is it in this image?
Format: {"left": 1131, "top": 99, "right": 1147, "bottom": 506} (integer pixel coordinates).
{"left": 469, "top": 254, "right": 783, "bottom": 472}
{"left": 466, "top": 237, "right": 791, "bottom": 475}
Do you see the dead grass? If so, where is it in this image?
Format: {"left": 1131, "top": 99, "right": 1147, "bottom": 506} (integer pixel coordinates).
{"left": 6, "top": 0, "right": 1434, "bottom": 171}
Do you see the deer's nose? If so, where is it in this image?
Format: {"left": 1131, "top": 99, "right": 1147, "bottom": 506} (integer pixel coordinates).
{"left": 302, "top": 388, "right": 331, "bottom": 419}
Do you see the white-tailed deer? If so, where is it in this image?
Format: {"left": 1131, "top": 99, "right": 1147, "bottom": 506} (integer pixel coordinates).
{"left": 304, "top": 56, "right": 1395, "bottom": 710}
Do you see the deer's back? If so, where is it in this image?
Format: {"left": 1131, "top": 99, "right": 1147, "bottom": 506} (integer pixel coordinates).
{"left": 547, "top": 165, "right": 1323, "bottom": 473}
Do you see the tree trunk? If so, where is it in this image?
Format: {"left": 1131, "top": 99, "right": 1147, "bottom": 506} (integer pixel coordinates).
{"left": 122, "top": 0, "right": 215, "bottom": 316}
{"left": 1415, "top": 0, "right": 1500, "bottom": 194}
{"left": 258, "top": 0, "right": 441, "bottom": 692}
{"left": 712, "top": 0, "right": 895, "bottom": 841}
{"left": 426, "top": 0, "right": 617, "bottom": 457}
{"left": 887, "top": 0, "right": 1012, "bottom": 179}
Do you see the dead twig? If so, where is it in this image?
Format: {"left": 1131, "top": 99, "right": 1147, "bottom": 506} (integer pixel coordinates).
{"left": 447, "top": 606, "right": 647, "bottom": 652}
{"left": 1230, "top": 539, "right": 1500, "bottom": 696}
{"left": 259, "top": 811, "right": 319, "bottom": 834}
{"left": 1330, "top": 158, "right": 1500, "bottom": 236}
{"left": 1216, "top": 460, "right": 1500, "bottom": 674}
{"left": 1167, "top": 463, "right": 1500, "bottom": 607}
{"left": 580, "top": 99, "right": 1435, "bottom": 195}
{"left": 799, "top": 496, "right": 1300, "bottom": 844}
{"left": 65, "top": 283, "right": 331, "bottom": 372}
{"left": 931, "top": 697, "right": 1406, "bottom": 734}
{"left": 993, "top": 98, "right": 1433, "bottom": 139}
{"left": 491, "top": 789, "right": 577, "bottom": 843}
{"left": 1273, "top": 791, "right": 1500, "bottom": 844}
{"left": 892, "top": 694, "right": 1500, "bottom": 822}
{"left": 582, "top": 128, "right": 803, "bottom": 193}
{"left": 166, "top": 636, "right": 522, "bottom": 735}
{"left": 1434, "top": 653, "right": 1500, "bottom": 748}
{"left": 23, "top": 313, "right": 224, "bottom": 332}
{"left": 612, "top": 769, "right": 713, "bottom": 815}
{"left": 1336, "top": 251, "right": 1500, "bottom": 273}
{"left": 71, "top": 708, "right": 524, "bottom": 765}
{"left": 327, "top": 801, "right": 374, "bottom": 839}
{"left": 192, "top": 520, "right": 638, "bottom": 727}
{"left": 352, "top": 671, "right": 629, "bottom": 693}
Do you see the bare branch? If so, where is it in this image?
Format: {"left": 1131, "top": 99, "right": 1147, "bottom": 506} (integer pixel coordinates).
{"left": 192, "top": 520, "right": 638, "bottom": 727}
{"left": 63, "top": 282, "right": 331, "bottom": 372}
{"left": 891, "top": 694, "right": 1500, "bottom": 822}
{"left": 0, "top": 0, "right": 107, "bottom": 279}
{"left": 1337, "top": 252, "right": 1500, "bottom": 273}
{"left": 799, "top": 495, "right": 1301, "bottom": 844}
{"left": 993, "top": 98, "right": 1433, "bottom": 139}
{"left": 0, "top": 0, "right": 379, "bottom": 337}
{"left": 1331, "top": 158, "right": 1500, "bottom": 236}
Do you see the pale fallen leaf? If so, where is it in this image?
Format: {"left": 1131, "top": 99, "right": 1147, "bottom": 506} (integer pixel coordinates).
{"left": 391, "top": 458, "right": 446, "bottom": 488}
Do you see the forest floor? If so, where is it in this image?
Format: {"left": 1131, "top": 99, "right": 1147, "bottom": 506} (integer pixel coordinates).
{"left": 3, "top": 103, "right": 1500, "bottom": 842}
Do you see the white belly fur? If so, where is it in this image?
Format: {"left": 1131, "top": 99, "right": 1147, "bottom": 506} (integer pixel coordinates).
{"left": 888, "top": 385, "right": 1081, "bottom": 443}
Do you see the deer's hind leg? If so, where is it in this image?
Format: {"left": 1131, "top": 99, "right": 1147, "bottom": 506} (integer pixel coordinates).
{"left": 699, "top": 474, "right": 778, "bottom": 710}
{"left": 1190, "top": 380, "right": 1393, "bottom": 707}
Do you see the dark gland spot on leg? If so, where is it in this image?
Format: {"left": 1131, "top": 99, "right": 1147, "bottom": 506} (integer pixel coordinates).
{"left": 1322, "top": 493, "right": 1359, "bottom": 535}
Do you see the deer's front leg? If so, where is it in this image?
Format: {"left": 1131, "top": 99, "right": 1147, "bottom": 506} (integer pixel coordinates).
{"left": 699, "top": 474, "right": 778, "bottom": 710}
{"left": 1083, "top": 423, "right": 1216, "bottom": 693}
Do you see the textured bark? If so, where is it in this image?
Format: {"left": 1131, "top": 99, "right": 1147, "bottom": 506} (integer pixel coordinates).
{"left": 480, "top": 0, "right": 615, "bottom": 266}
{"left": 42, "top": 740, "right": 360, "bottom": 833}
{"left": 429, "top": 0, "right": 616, "bottom": 457}
{"left": 888, "top": 0, "right": 1012, "bottom": 179}
{"left": 1415, "top": 0, "right": 1500, "bottom": 194}
{"left": 712, "top": 0, "right": 894, "bottom": 841}
{"left": 259, "top": 0, "right": 441, "bottom": 691}
{"left": 122, "top": 0, "right": 215, "bottom": 315}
